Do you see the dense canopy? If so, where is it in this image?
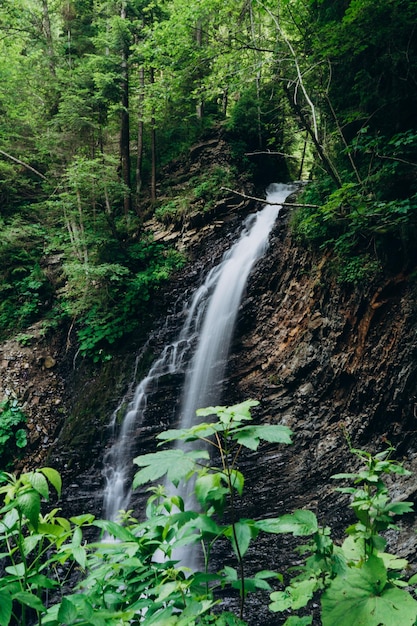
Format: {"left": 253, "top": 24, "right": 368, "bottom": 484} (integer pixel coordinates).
{"left": 1, "top": 0, "right": 417, "bottom": 356}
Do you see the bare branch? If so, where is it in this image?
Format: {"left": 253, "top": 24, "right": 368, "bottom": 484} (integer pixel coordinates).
{"left": 0, "top": 149, "right": 47, "bottom": 180}
{"left": 245, "top": 150, "right": 299, "bottom": 160}
{"left": 221, "top": 187, "right": 319, "bottom": 208}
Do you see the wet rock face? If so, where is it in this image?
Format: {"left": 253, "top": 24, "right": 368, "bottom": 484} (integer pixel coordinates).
{"left": 220, "top": 212, "right": 417, "bottom": 624}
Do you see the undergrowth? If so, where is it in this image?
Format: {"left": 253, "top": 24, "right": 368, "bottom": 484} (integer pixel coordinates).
{"left": 0, "top": 400, "right": 416, "bottom": 625}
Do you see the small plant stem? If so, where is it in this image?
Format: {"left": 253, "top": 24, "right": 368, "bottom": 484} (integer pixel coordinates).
{"left": 221, "top": 432, "right": 246, "bottom": 620}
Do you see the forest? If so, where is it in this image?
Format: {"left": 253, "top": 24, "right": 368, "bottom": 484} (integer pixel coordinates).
{"left": 1, "top": 0, "right": 417, "bottom": 624}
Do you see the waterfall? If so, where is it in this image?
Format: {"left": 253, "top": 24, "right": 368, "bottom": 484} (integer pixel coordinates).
{"left": 103, "top": 183, "right": 296, "bottom": 522}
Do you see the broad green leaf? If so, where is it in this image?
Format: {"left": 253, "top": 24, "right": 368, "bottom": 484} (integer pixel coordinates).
{"left": 379, "top": 551, "right": 409, "bottom": 571}
{"left": 283, "top": 617, "right": 313, "bottom": 625}
{"left": 37, "top": 522, "right": 68, "bottom": 540}
{"left": 222, "top": 565, "right": 238, "bottom": 581}
{"left": 133, "top": 449, "right": 209, "bottom": 488}
{"left": 256, "top": 510, "right": 318, "bottom": 536}
{"left": 196, "top": 400, "right": 259, "bottom": 425}
{"left": 289, "top": 578, "right": 318, "bottom": 610}
{"left": 228, "top": 469, "right": 244, "bottom": 495}
{"left": 195, "top": 473, "right": 227, "bottom": 508}
{"left": 270, "top": 578, "right": 317, "bottom": 612}
{"left": 17, "top": 490, "right": 40, "bottom": 529}
{"left": 156, "top": 422, "right": 220, "bottom": 443}
{"left": 1, "top": 508, "right": 19, "bottom": 531}
{"left": 27, "top": 472, "right": 49, "bottom": 499}
{"left": 27, "top": 573, "right": 58, "bottom": 589}
{"left": 225, "top": 520, "right": 257, "bottom": 558}
{"left": 156, "top": 581, "right": 178, "bottom": 603}
{"left": 0, "top": 589, "right": 12, "bottom": 626}
{"left": 72, "top": 545, "right": 87, "bottom": 569}
{"left": 232, "top": 424, "right": 292, "bottom": 450}
{"left": 13, "top": 591, "right": 45, "bottom": 611}
{"left": 22, "top": 534, "right": 42, "bottom": 556}
{"left": 321, "top": 555, "right": 417, "bottom": 626}
{"left": 142, "top": 607, "right": 178, "bottom": 625}
{"left": 58, "top": 597, "right": 79, "bottom": 625}
{"left": 386, "top": 501, "right": 414, "bottom": 515}
{"left": 269, "top": 590, "right": 292, "bottom": 612}
{"left": 40, "top": 468, "right": 62, "bottom": 497}
{"left": 71, "top": 526, "right": 82, "bottom": 547}
{"left": 93, "top": 519, "right": 137, "bottom": 542}
{"left": 5, "top": 562, "right": 25, "bottom": 577}
{"left": 175, "top": 599, "right": 216, "bottom": 625}
{"left": 69, "top": 514, "right": 95, "bottom": 526}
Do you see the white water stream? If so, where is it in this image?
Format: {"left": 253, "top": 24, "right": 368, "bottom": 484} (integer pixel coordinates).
{"left": 103, "top": 183, "right": 296, "bottom": 523}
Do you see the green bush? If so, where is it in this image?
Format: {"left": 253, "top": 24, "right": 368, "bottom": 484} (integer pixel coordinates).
{"left": 1, "top": 402, "right": 416, "bottom": 625}
{"left": 0, "top": 398, "right": 27, "bottom": 468}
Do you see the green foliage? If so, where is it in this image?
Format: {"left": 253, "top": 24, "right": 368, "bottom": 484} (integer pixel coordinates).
{"left": 70, "top": 241, "right": 186, "bottom": 361}
{"left": 154, "top": 198, "right": 189, "bottom": 225}
{"left": 269, "top": 443, "right": 417, "bottom": 625}
{"left": 2, "top": 402, "right": 417, "bottom": 625}
{"left": 0, "top": 398, "right": 27, "bottom": 468}
{"left": 0, "top": 219, "right": 52, "bottom": 340}
{"left": 191, "top": 167, "right": 237, "bottom": 205}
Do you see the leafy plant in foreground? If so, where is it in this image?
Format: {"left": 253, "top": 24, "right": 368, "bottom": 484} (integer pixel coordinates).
{"left": 2, "top": 404, "right": 417, "bottom": 626}
{"left": 268, "top": 445, "right": 417, "bottom": 626}
{"left": 132, "top": 399, "right": 294, "bottom": 620}
{"left": 0, "top": 398, "right": 27, "bottom": 468}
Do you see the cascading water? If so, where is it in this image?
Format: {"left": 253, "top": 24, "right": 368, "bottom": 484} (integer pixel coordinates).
{"left": 103, "top": 183, "right": 297, "bottom": 523}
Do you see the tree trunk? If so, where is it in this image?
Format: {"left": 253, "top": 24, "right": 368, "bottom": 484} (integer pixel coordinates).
{"left": 283, "top": 84, "right": 341, "bottom": 188}
{"left": 120, "top": 2, "right": 132, "bottom": 216}
{"left": 150, "top": 67, "right": 157, "bottom": 202}
{"left": 136, "top": 65, "right": 145, "bottom": 205}
{"left": 40, "top": 0, "right": 56, "bottom": 76}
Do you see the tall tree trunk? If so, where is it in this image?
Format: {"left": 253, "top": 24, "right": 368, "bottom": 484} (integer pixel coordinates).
{"left": 136, "top": 64, "right": 145, "bottom": 205}
{"left": 40, "top": 0, "right": 56, "bottom": 76}
{"left": 195, "top": 20, "right": 204, "bottom": 119}
{"left": 284, "top": 84, "right": 341, "bottom": 188}
{"left": 150, "top": 67, "right": 157, "bottom": 202}
{"left": 120, "top": 2, "right": 132, "bottom": 216}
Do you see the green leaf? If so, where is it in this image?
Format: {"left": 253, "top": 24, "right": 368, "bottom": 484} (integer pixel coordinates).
{"left": 16, "top": 490, "right": 40, "bottom": 529}
{"left": 22, "top": 534, "right": 42, "bottom": 556}
{"left": 93, "top": 519, "right": 136, "bottom": 542}
{"left": 321, "top": 555, "right": 417, "bottom": 626}
{"left": 27, "top": 472, "right": 49, "bottom": 499}
{"left": 133, "top": 449, "right": 209, "bottom": 488}
{"left": 13, "top": 591, "right": 45, "bottom": 611}
{"left": 156, "top": 422, "right": 220, "bottom": 443}
{"left": 225, "top": 520, "right": 257, "bottom": 558}
{"left": 229, "top": 469, "right": 244, "bottom": 496}
{"left": 385, "top": 501, "right": 414, "bottom": 515}
{"left": 283, "top": 617, "right": 313, "bottom": 626}
{"left": 232, "top": 424, "right": 292, "bottom": 451}
{"left": 58, "top": 597, "right": 79, "bottom": 625}
{"left": 195, "top": 473, "right": 227, "bottom": 508}
{"left": 40, "top": 468, "right": 62, "bottom": 497}
{"left": 192, "top": 514, "right": 224, "bottom": 536}
{"left": 196, "top": 400, "right": 259, "bottom": 425}
{"left": 256, "top": 510, "right": 318, "bottom": 536}
{"left": 72, "top": 545, "right": 87, "bottom": 569}
{"left": 5, "top": 562, "right": 25, "bottom": 577}
{"left": 0, "top": 589, "right": 12, "bottom": 626}
{"left": 69, "top": 514, "right": 95, "bottom": 526}
{"left": 15, "top": 429, "right": 27, "bottom": 448}
{"left": 269, "top": 590, "right": 292, "bottom": 612}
